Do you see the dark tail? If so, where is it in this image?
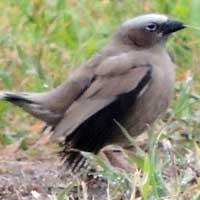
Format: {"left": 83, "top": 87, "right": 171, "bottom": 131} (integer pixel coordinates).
{"left": 0, "top": 92, "right": 34, "bottom": 104}
{"left": 0, "top": 91, "right": 62, "bottom": 125}
{"left": 63, "top": 150, "right": 88, "bottom": 173}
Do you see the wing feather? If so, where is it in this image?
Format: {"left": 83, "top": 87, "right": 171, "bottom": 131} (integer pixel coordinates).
{"left": 53, "top": 65, "right": 152, "bottom": 139}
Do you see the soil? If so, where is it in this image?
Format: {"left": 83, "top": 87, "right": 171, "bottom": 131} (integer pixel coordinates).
{"left": 0, "top": 144, "right": 108, "bottom": 200}
{"left": 0, "top": 153, "right": 67, "bottom": 199}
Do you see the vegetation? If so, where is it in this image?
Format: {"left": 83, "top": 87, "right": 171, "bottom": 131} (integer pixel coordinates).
{"left": 0, "top": 0, "right": 200, "bottom": 199}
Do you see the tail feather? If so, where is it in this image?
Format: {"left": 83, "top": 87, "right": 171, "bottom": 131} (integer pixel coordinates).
{"left": 0, "top": 91, "right": 33, "bottom": 103}
{"left": 0, "top": 91, "right": 62, "bottom": 125}
{"left": 61, "top": 148, "right": 90, "bottom": 173}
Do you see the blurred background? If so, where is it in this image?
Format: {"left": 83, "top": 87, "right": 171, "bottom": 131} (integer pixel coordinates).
{"left": 0, "top": 0, "right": 200, "bottom": 199}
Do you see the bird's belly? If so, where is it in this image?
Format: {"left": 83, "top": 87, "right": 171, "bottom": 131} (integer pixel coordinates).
{"left": 113, "top": 66, "right": 175, "bottom": 145}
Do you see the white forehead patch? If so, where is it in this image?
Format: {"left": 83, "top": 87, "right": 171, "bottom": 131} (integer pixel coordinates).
{"left": 122, "top": 14, "right": 168, "bottom": 27}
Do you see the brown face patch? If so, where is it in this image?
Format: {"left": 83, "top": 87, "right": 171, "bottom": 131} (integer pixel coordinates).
{"left": 127, "top": 29, "right": 158, "bottom": 48}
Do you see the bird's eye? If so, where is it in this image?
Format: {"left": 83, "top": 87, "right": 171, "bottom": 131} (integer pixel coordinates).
{"left": 145, "top": 23, "right": 158, "bottom": 32}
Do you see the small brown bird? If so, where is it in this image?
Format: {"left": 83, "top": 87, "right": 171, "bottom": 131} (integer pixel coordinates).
{"left": 0, "top": 14, "right": 185, "bottom": 172}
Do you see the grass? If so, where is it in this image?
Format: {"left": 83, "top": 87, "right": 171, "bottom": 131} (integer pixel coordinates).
{"left": 0, "top": 0, "right": 200, "bottom": 199}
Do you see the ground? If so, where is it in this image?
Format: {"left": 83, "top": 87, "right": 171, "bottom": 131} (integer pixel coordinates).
{"left": 0, "top": 142, "right": 66, "bottom": 200}
{"left": 0, "top": 139, "right": 110, "bottom": 200}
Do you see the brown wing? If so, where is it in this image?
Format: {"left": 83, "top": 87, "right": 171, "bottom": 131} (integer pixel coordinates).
{"left": 55, "top": 57, "right": 152, "bottom": 172}
{"left": 53, "top": 64, "right": 152, "bottom": 139}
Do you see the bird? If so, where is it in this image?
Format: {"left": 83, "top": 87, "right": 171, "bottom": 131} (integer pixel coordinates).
{"left": 0, "top": 14, "right": 185, "bottom": 172}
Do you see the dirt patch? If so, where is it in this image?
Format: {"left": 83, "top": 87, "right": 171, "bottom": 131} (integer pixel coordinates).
{"left": 0, "top": 147, "right": 109, "bottom": 200}
{"left": 0, "top": 155, "right": 68, "bottom": 200}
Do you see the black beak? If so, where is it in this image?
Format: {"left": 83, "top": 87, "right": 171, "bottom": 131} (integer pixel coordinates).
{"left": 161, "top": 19, "right": 185, "bottom": 35}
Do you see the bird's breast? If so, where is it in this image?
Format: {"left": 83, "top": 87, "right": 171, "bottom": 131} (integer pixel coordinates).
{"left": 115, "top": 53, "right": 176, "bottom": 145}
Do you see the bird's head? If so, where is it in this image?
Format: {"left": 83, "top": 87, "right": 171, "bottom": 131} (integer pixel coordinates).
{"left": 116, "top": 14, "right": 185, "bottom": 49}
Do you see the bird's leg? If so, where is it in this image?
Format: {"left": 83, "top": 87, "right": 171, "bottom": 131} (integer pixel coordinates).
{"left": 101, "top": 146, "right": 135, "bottom": 172}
